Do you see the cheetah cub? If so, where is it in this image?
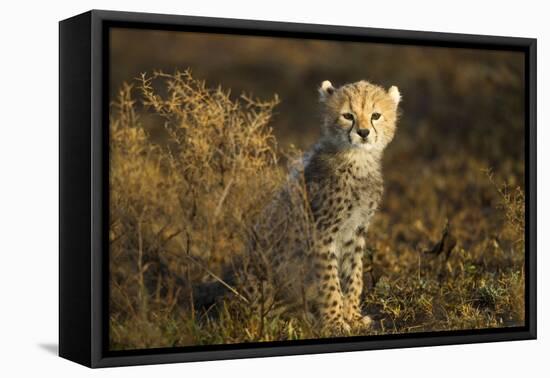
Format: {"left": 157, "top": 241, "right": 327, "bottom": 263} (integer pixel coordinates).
{"left": 206, "top": 79, "right": 401, "bottom": 335}
{"left": 303, "top": 79, "right": 401, "bottom": 333}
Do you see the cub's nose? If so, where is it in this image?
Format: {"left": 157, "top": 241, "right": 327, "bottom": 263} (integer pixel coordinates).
{"left": 357, "top": 128, "right": 370, "bottom": 139}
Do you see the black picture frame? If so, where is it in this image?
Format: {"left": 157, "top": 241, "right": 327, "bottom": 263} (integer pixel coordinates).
{"left": 59, "top": 9, "right": 537, "bottom": 368}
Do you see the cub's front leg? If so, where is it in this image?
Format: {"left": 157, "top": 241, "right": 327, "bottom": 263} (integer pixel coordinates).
{"left": 340, "top": 229, "right": 372, "bottom": 329}
{"left": 314, "top": 237, "right": 351, "bottom": 334}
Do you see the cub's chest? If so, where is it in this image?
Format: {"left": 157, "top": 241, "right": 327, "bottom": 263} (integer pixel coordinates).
{"left": 336, "top": 169, "right": 382, "bottom": 211}
{"left": 337, "top": 191, "right": 379, "bottom": 245}
{"left": 331, "top": 173, "right": 382, "bottom": 248}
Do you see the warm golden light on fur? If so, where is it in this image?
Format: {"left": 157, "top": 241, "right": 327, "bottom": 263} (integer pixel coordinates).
{"left": 319, "top": 80, "right": 400, "bottom": 153}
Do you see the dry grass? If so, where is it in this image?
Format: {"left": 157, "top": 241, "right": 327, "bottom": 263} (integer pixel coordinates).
{"left": 109, "top": 71, "right": 525, "bottom": 351}
{"left": 109, "top": 70, "right": 286, "bottom": 348}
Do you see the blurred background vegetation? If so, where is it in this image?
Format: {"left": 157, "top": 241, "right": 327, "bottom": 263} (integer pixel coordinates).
{"left": 109, "top": 28, "right": 525, "bottom": 350}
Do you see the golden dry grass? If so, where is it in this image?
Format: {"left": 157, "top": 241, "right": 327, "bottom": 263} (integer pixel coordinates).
{"left": 109, "top": 70, "right": 525, "bottom": 351}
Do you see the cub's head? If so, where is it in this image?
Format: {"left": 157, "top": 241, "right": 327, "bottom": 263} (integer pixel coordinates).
{"left": 319, "top": 80, "right": 401, "bottom": 153}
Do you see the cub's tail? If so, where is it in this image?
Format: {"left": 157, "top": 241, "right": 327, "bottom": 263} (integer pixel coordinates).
{"left": 191, "top": 271, "right": 238, "bottom": 310}
{"left": 158, "top": 253, "right": 244, "bottom": 311}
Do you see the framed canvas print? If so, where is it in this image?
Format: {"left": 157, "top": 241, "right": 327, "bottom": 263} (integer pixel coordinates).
{"left": 59, "top": 10, "right": 537, "bottom": 368}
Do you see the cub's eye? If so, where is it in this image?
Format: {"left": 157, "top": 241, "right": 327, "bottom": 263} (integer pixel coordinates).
{"left": 371, "top": 112, "right": 382, "bottom": 121}
{"left": 342, "top": 113, "right": 355, "bottom": 121}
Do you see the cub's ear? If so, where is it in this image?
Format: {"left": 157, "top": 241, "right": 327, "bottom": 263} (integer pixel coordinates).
{"left": 388, "top": 85, "right": 401, "bottom": 106}
{"left": 319, "top": 80, "right": 335, "bottom": 101}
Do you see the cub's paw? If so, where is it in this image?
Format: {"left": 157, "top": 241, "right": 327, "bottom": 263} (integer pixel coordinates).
{"left": 345, "top": 311, "right": 373, "bottom": 330}
{"left": 322, "top": 318, "right": 352, "bottom": 336}
{"left": 353, "top": 315, "right": 373, "bottom": 329}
